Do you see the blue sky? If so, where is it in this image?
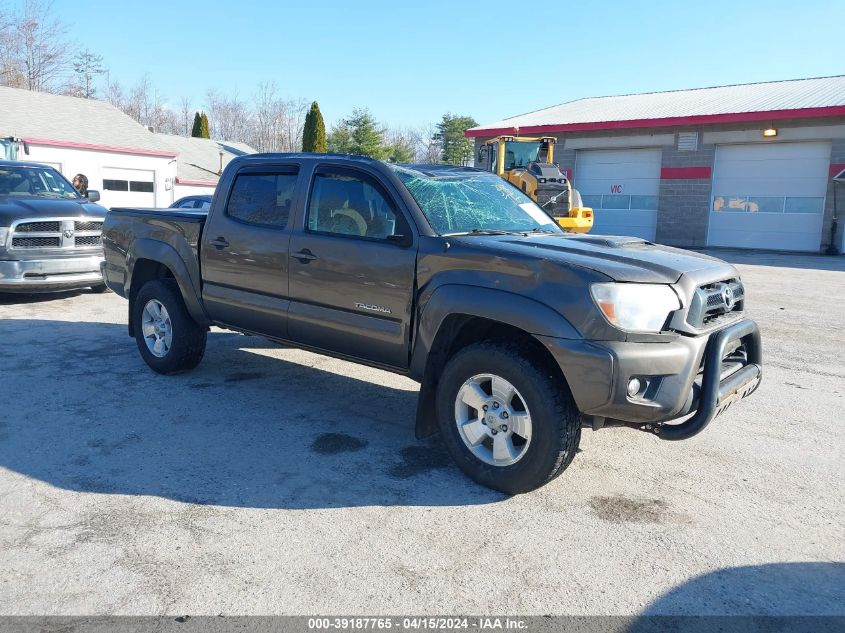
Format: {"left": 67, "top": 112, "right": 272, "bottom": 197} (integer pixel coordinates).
{"left": 55, "top": 0, "right": 841, "bottom": 129}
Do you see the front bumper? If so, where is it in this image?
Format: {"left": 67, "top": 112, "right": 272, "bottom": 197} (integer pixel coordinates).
{"left": 538, "top": 318, "right": 762, "bottom": 440}
{"left": 0, "top": 255, "right": 105, "bottom": 292}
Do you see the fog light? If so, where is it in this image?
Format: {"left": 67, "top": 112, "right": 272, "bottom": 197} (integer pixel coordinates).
{"left": 627, "top": 378, "right": 641, "bottom": 398}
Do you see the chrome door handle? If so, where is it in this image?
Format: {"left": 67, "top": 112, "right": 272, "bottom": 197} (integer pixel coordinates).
{"left": 293, "top": 249, "right": 318, "bottom": 263}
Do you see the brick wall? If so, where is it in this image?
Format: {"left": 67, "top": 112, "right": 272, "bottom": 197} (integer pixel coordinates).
{"left": 656, "top": 138, "right": 715, "bottom": 247}
{"left": 824, "top": 139, "right": 845, "bottom": 253}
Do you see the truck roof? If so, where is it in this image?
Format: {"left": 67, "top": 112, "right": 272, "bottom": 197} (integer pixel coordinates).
{"left": 227, "top": 153, "right": 482, "bottom": 175}
{"left": 0, "top": 159, "right": 55, "bottom": 168}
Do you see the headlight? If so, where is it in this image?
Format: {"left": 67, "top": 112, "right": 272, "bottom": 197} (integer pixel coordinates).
{"left": 0, "top": 227, "right": 8, "bottom": 248}
{"left": 590, "top": 283, "right": 681, "bottom": 333}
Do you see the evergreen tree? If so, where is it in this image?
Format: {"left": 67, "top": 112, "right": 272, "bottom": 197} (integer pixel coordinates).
{"left": 436, "top": 114, "right": 478, "bottom": 165}
{"left": 388, "top": 141, "right": 415, "bottom": 163}
{"left": 327, "top": 108, "right": 389, "bottom": 159}
{"left": 302, "top": 101, "right": 328, "bottom": 153}
{"left": 327, "top": 123, "right": 353, "bottom": 154}
{"left": 199, "top": 112, "right": 210, "bottom": 139}
{"left": 191, "top": 112, "right": 202, "bottom": 137}
{"left": 71, "top": 49, "right": 105, "bottom": 98}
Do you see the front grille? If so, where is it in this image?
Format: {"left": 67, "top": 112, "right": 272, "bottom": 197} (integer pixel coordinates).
{"left": 75, "top": 221, "right": 102, "bottom": 232}
{"left": 9, "top": 217, "right": 103, "bottom": 251}
{"left": 12, "top": 236, "right": 61, "bottom": 248}
{"left": 74, "top": 235, "right": 102, "bottom": 247}
{"left": 16, "top": 221, "right": 61, "bottom": 232}
{"left": 687, "top": 279, "right": 744, "bottom": 329}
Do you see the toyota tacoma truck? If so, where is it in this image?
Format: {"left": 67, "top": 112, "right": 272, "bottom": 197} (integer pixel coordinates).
{"left": 101, "top": 153, "right": 762, "bottom": 494}
{"left": 0, "top": 160, "right": 108, "bottom": 293}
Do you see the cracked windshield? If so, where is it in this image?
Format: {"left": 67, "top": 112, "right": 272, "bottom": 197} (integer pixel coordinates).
{"left": 392, "top": 166, "right": 560, "bottom": 235}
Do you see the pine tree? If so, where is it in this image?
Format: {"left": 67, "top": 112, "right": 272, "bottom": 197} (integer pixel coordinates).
{"left": 326, "top": 108, "right": 389, "bottom": 159}
{"left": 199, "top": 112, "right": 210, "bottom": 139}
{"left": 302, "top": 101, "right": 327, "bottom": 153}
{"left": 71, "top": 49, "right": 105, "bottom": 98}
{"left": 437, "top": 114, "right": 479, "bottom": 165}
{"left": 191, "top": 112, "right": 202, "bottom": 137}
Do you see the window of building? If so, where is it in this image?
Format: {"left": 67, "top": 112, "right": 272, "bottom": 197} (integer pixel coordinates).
{"left": 130, "top": 181, "right": 154, "bottom": 193}
{"left": 713, "top": 195, "right": 824, "bottom": 214}
{"left": 103, "top": 179, "right": 129, "bottom": 191}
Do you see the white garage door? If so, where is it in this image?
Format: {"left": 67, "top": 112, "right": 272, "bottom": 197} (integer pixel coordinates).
{"left": 708, "top": 143, "right": 830, "bottom": 251}
{"left": 101, "top": 167, "right": 156, "bottom": 208}
{"left": 575, "top": 148, "right": 662, "bottom": 240}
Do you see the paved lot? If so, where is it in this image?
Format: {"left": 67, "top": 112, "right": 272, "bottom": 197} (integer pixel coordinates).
{"left": 1, "top": 251, "right": 843, "bottom": 616}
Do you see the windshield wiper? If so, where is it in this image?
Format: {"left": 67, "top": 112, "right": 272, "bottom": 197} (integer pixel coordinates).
{"left": 443, "top": 228, "right": 527, "bottom": 237}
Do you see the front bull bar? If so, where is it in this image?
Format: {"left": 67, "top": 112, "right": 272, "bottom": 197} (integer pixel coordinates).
{"left": 629, "top": 318, "right": 763, "bottom": 441}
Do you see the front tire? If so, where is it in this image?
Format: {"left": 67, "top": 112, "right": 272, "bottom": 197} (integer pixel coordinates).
{"left": 436, "top": 341, "right": 581, "bottom": 494}
{"left": 133, "top": 279, "right": 206, "bottom": 374}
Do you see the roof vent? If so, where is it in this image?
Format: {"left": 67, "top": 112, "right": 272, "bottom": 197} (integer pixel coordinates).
{"left": 677, "top": 132, "right": 698, "bottom": 151}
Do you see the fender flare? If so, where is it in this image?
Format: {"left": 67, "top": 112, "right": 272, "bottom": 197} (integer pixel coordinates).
{"left": 126, "top": 238, "right": 210, "bottom": 328}
{"left": 410, "top": 284, "right": 581, "bottom": 380}
{"left": 410, "top": 284, "right": 582, "bottom": 439}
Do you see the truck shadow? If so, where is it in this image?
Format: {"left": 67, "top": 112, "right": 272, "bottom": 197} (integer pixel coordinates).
{"left": 0, "top": 318, "right": 505, "bottom": 509}
{"left": 625, "top": 562, "right": 845, "bottom": 631}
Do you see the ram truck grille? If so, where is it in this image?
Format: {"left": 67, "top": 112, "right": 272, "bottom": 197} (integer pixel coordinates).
{"left": 8, "top": 218, "right": 103, "bottom": 251}
{"left": 16, "top": 221, "right": 62, "bottom": 233}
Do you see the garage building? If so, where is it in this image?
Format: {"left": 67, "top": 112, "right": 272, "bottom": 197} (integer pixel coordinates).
{"left": 467, "top": 75, "right": 845, "bottom": 254}
{"left": 0, "top": 86, "right": 254, "bottom": 208}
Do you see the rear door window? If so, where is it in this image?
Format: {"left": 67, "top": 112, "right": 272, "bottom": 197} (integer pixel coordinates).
{"left": 227, "top": 170, "right": 299, "bottom": 229}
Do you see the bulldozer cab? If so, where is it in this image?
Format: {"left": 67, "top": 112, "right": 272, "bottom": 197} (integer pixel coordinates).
{"left": 478, "top": 136, "right": 552, "bottom": 175}
{"left": 478, "top": 135, "right": 593, "bottom": 233}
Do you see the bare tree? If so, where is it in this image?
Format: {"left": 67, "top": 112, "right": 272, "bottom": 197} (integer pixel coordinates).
{"left": 418, "top": 123, "right": 442, "bottom": 164}
{"left": 12, "top": 0, "right": 74, "bottom": 92}
{"left": 384, "top": 126, "right": 423, "bottom": 163}
{"left": 283, "top": 98, "right": 308, "bottom": 152}
{"left": 250, "top": 82, "right": 284, "bottom": 151}
{"left": 0, "top": 4, "right": 25, "bottom": 87}
{"left": 179, "top": 96, "right": 193, "bottom": 136}
{"left": 205, "top": 89, "right": 251, "bottom": 142}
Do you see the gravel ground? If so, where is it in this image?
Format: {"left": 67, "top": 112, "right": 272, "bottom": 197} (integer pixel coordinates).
{"left": 0, "top": 250, "right": 843, "bottom": 616}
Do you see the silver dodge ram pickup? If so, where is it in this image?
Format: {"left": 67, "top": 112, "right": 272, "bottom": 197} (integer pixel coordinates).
{"left": 0, "top": 161, "right": 108, "bottom": 293}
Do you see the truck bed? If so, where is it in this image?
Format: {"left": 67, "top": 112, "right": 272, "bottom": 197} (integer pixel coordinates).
{"left": 102, "top": 207, "right": 207, "bottom": 301}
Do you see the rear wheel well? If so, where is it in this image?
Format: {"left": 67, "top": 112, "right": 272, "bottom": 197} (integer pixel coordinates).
{"left": 415, "top": 315, "right": 568, "bottom": 438}
{"left": 127, "top": 259, "right": 175, "bottom": 336}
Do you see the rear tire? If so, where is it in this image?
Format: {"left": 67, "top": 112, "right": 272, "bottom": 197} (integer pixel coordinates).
{"left": 436, "top": 341, "right": 581, "bottom": 494}
{"left": 133, "top": 279, "right": 206, "bottom": 374}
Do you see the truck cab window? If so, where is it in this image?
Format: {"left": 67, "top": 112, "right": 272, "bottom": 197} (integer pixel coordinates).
{"left": 227, "top": 172, "right": 298, "bottom": 228}
{"left": 307, "top": 171, "right": 403, "bottom": 240}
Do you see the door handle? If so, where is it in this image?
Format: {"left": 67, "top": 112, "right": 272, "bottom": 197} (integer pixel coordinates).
{"left": 293, "top": 249, "right": 318, "bottom": 263}
{"left": 209, "top": 236, "right": 229, "bottom": 249}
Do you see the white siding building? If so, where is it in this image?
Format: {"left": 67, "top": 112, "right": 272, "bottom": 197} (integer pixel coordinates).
{"left": 0, "top": 86, "right": 254, "bottom": 208}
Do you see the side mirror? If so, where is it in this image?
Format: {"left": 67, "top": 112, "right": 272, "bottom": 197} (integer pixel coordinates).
{"left": 86, "top": 190, "right": 101, "bottom": 203}
{"left": 386, "top": 233, "right": 412, "bottom": 248}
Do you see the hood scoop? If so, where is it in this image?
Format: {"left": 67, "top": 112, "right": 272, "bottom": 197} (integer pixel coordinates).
{"left": 565, "top": 235, "right": 651, "bottom": 248}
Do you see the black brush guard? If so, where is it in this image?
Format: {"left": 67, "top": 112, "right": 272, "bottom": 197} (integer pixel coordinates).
{"left": 628, "top": 319, "right": 763, "bottom": 441}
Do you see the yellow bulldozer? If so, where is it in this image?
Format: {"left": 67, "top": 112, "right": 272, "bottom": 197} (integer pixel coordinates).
{"left": 477, "top": 135, "right": 593, "bottom": 232}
